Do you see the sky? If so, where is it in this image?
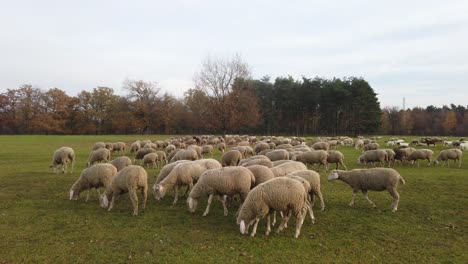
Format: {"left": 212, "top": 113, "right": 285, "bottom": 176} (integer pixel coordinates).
{"left": 1, "top": 0, "right": 467, "bottom": 109}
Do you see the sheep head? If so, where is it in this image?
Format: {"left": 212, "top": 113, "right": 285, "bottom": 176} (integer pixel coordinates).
{"left": 153, "top": 184, "right": 166, "bottom": 200}
{"left": 99, "top": 194, "right": 109, "bottom": 208}
{"left": 328, "top": 170, "right": 339, "bottom": 181}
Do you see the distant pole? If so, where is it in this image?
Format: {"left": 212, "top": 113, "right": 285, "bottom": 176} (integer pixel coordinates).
{"left": 402, "top": 97, "right": 406, "bottom": 133}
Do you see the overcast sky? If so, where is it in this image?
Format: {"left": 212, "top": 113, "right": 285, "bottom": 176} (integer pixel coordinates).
{"left": 1, "top": 0, "right": 467, "bottom": 108}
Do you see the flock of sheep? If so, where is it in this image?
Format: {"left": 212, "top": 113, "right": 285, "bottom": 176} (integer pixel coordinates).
{"left": 49, "top": 135, "right": 464, "bottom": 238}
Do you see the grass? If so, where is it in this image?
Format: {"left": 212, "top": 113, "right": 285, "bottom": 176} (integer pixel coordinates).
{"left": 0, "top": 135, "right": 467, "bottom": 263}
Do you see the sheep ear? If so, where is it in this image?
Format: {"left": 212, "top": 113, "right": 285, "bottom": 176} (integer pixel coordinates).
{"left": 240, "top": 220, "right": 246, "bottom": 234}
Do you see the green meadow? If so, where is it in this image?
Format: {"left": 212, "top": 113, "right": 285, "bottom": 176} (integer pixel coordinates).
{"left": 0, "top": 135, "right": 466, "bottom": 263}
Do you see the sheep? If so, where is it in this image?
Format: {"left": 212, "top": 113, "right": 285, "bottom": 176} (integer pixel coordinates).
{"left": 255, "top": 142, "right": 270, "bottom": 154}
{"left": 156, "top": 151, "right": 167, "bottom": 167}
{"left": 170, "top": 149, "right": 198, "bottom": 162}
{"left": 293, "top": 150, "right": 329, "bottom": 171}
{"left": 87, "top": 148, "right": 111, "bottom": 167}
{"left": 143, "top": 153, "right": 158, "bottom": 168}
{"left": 397, "top": 142, "right": 409, "bottom": 147}
{"left": 327, "top": 140, "right": 341, "bottom": 149}
{"left": 50, "top": 147, "right": 75, "bottom": 174}
{"left": 382, "top": 149, "right": 396, "bottom": 166}
{"left": 459, "top": 142, "right": 468, "bottom": 151}
{"left": 266, "top": 149, "right": 290, "bottom": 161}
{"left": 386, "top": 141, "right": 396, "bottom": 147}
{"left": 236, "top": 177, "right": 308, "bottom": 238}
{"left": 326, "top": 150, "right": 347, "bottom": 170}
{"left": 328, "top": 168, "right": 405, "bottom": 212}
{"left": 165, "top": 144, "right": 176, "bottom": 154}
{"left": 221, "top": 150, "right": 243, "bottom": 167}
{"left": 244, "top": 146, "right": 255, "bottom": 157}
{"left": 393, "top": 147, "right": 415, "bottom": 164}
{"left": 217, "top": 142, "right": 226, "bottom": 153}
{"left": 363, "top": 142, "right": 380, "bottom": 151}
{"left": 258, "top": 149, "right": 273, "bottom": 155}
{"left": 99, "top": 165, "right": 148, "bottom": 216}
{"left": 130, "top": 141, "right": 141, "bottom": 155}
{"left": 92, "top": 142, "right": 106, "bottom": 151}
{"left": 246, "top": 165, "right": 275, "bottom": 186}
{"left": 358, "top": 150, "right": 388, "bottom": 167}
{"left": 231, "top": 146, "right": 247, "bottom": 158}
{"left": 153, "top": 159, "right": 222, "bottom": 205}
{"left": 69, "top": 163, "right": 117, "bottom": 201}
{"left": 238, "top": 155, "right": 271, "bottom": 166}
{"left": 188, "top": 145, "right": 203, "bottom": 159}
{"left": 155, "top": 160, "right": 191, "bottom": 183}
{"left": 112, "top": 142, "right": 126, "bottom": 155}
{"left": 287, "top": 170, "right": 325, "bottom": 211}
{"left": 134, "top": 148, "right": 155, "bottom": 164}
{"left": 110, "top": 156, "right": 132, "bottom": 172}
{"left": 276, "top": 144, "right": 293, "bottom": 150}
{"left": 240, "top": 159, "right": 274, "bottom": 168}
{"left": 270, "top": 161, "right": 307, "bottom": 177}
{"left": 187, "top": 166, "right": 255, "bottom": 217}
{"left": 312, "top": 142, "right": 329, "bottom": 151}
{"left": 167, "top": 149, "right": 181, "bottom": 162}
{"left": 433, "top": 149, "right": 463, "bottom": 168}
{"left": 271, "top": 160, "right": 293, "bottom": 167}
{"left": 354, "top": 139, "right": 364, "bottom": 150}
{"left": 201, "top": 145, "right": 213, "bottom": 157}
{"left": 407, "top": 149, "right": 434, "bottom": 167}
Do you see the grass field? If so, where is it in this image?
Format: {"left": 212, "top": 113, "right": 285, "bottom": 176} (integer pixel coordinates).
{"left": 0, "top": 135, "right": 467, "bottom": 263}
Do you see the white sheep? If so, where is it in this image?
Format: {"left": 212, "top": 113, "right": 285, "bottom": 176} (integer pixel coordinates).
{"left": 153, "top": 159, "right": 222, "bottom": 205}
{"left": 112, "top": 142, "right": 126, "bottom": 155}
{"left": 50, "top": 147, "right": 75, "bottom": 174}
{"left": 287, "top": 170, "right": 325, "bottom": 211}
{"left": 266, "top": 149, "right": 290, "bottom": 161}
{"left": 187, "top": 166, "right": 255, "bottom": 217}
{"left": 99, "top": 165, "right": 148, "bottom": 216}
{"left": 110, "top": 156, "right": 132, "bottom": 172}
{"left": 358, "top": 150, "right": 388, "bottom": 167}
{"left": 294, "top": 150, "right": 329, "bottom": 171}
{"left": 407, "top": 149, "right": 434, "bottom": 167}
{"left": 433, "top": 149, "right": 463, "bottom": 167}
{"left": 460, "top": 142, "right": 468, "bottom": 151}
{"left": 69, "top": 163, "right": 117, "bottom": 201}
{"left": 143, "top": 152, "right": 158, "bottom": 168}
{"left": 92, "top": 142, "right": 106, "bottom": 151}
{"left": 221, "top": 150, "right": 243, "bottom": 167}
{"left": 170, "top": 149, "right": 198, "bottom": 162}
{"left": 326, "top": 150, "right": 347, "bottom": 170}
{"left": 328, "top": 168, "right": 405, "bottom": 212}
{"left": 236, "top": 177, "right": 308, "bottom": 238}
{"left": 270, "top": 161, "right": 307, "bottom": 177}
{"left": 246, "top": 165, "right": 275, "bottom": 186}
{"left": 87, "top": 147, "right": 111, "bottom": 167}
{"left": 130, "top": 141, "right": 141, "bottom": 155}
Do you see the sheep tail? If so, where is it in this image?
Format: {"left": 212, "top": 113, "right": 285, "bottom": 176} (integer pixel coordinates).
{"left": 399, "top": 176, "right": 406, "bottom": 185}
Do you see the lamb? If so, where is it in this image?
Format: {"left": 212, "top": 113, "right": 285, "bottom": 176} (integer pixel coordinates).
{"left": 201, "top": 145, "right": 213, "bottom": 157}
{"left": 328, "top": 168, "right": 405, "bottom": 212}
{"left": 217, "top": 142, "right": 226, "bottom": 153}
{"left": 433, "top": 149, "right": 463, "bottom": 168}
{"left": 363, "top": 142, "right": 380, "bottom": 151}
{"left": 112, "top": 142, "right": 126, "bottom": 155}
{"left": 170, "top": 149, "right": 198, "bottom": 162}
{"left": 110, "top": 156, "right": 132, "bottom": 172}
{"left": 130, "top": 141, "right": 141, "bottom": 155}
{"left": 266, "top": 149, "right": 290, "bottom": 161}
{"left": 246, "top": 165, "right": 275, "bottom": 186}
{"left": 143, "top": 153, "right": 159, "bottom": 168}
{"left": 312, "top": 142, "right": 329, "bottom": 151}
{"left": 287, "top": 170, "right": 325, "bottom": 211}
{"left": 50, "top": 147, "right": 75, "bottom": 174}
{"left": 255, "top": 142, "right": 270, "bottom": 154}
{"left": 294, "top": 150, "right": 329, "bottom": 171}
{"left": 99, "top": 165, "right": 148, "bottom": 216}
{"left": 153, "top": 159, "right": 222, "bottom": 205}
{"left": 221, "top": 150, "right": 243, "bottom": 167}
{"left": 407, "top": 149, "right": 434, "bottom": 167}
{"left": 358, "top": 150, "right": 388, "bottom": 167}
{"left": 187, "top": 166, "right": 255, "bottom": 217}
{"left": 270, "top": 161, "right": 307, "bottom": 177}
{"left": 236, "top": 177, "right": 308, "bottom": 238}
{"left": 69, "top": 163, "right": 117, "bottom": 201}
{"left": 326, "top": 150, "right": 347, "bottom": 170}
{"left": 92, "top": 142, "right": 106, "bottom": 151}
{"left": 87, "top": 147, "right": 111, "bottom": 167}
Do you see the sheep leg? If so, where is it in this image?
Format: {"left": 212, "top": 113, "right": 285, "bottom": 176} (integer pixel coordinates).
{"left": 108, "top": 195, "right": 117, "bottom": 212}
{"left": 85, "top": 190, "right": 90, "bottom": 202}
{"left": 341, "top": 161, "right": 348, "bottom": 170}
{"left": 129, "top": 189, "right": 139, "bottom": 216}
{"left": 315, "top": 188, "right": 325, "bottom": 211}
{"left": 294, "top": 207, "right": 307, "bottom": 238}
{"left": 307, "top": 201, "right": 315, "bottom": 224}
{"left": 349, "top": 190, "right": 358, "bottom": 206}
{"left": 272, "top": 211, "right": 277, "bottom": 226}
{"left": 362, "top": 190, "right": 376, "bottom": 208}
{"left": 250, "top": 218, "right": 260, "bottom": 237}
{"left": 218, "top": 196, "right": 228, "bottom": 216}
{"left": 141, "top": 185, "right": 147, "bottom": 212}
{"left": 62, "top": 159, "right": 67, "bottom": 173}
{"left": 387, "top": 187, "right": 400, "bottom": 212}
{"left": 202, "top": 194, "right": 214, "bottom": 217}
{"left": 277, "top": 211, "right": 291, "bottom": 234}
{"left": 266, "top": 214, "right": 271, "bottom": 236}
{"left": 172, "top": 186, "right": 179, "bottom": 205}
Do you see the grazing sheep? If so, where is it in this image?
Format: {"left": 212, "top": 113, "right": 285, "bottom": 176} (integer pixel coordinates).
{"left": 236, "top": 177, "right": 308, "bottom": 238}
{"left": 276, "top": 144, "right": 293, "bottom": 150}
{"left": 153, "top": 159, "right": 222, "bottom": 205}
{"left": 110, "top": 156, "right": 132, "bottom": 172}
{"left": 92, "top": 142, "right": 106, "bottom": 151}
{"left": 266, "top": 149, "right": 290, "bottom": 161}
{"left": 258, "top": 149, "right": 273, "bottom": 156}
{"left": 69, "top": 164, "right": 117, "bottom": 201}
{"left": 433, "top": 149, "right": 463, "bottom": 168}
{"left": 165, "top": 144, "right": 176, "bottom": 154}
{"left": 201, "top": 145, "right": 213, "bottom": 157}
{"left": 294, "top": 150, "right": 329, "bottom": 171}
{"left": 354, "top": 139, "right": 364, "bottom": 150}
{"left": 112, "top": 142, "right": 126, "bottom": 155}
{"left": 382, "top": 149, "right": 396, "bottom": 166}
{"left": 104, "top": 142, "right": 114, "bottom": 152}
{"left": 363, "top": 142, "right": 380, "bottom": 151}
{"left": 246, "top": 165, "right": 275, "bottom": 186}
{"left": 397, "top": 142, "right": 409, "bottom": 147}
{"left": 244, "top": 146, "right": 255, "bottom": 157}
{"left": 167, "top": 149, "right": 181, "bottom": 163}
{"left": 231, "top": 146, "right": 248, "bottom": 158}
{"left": 99, "top": 165, "right": 148, "bottom": 216}
{"left": 312, "top": 142, "right": 329, "bottom": 151}
{"left": 326, "top": 150, "right": 347, "bottom": 170}
{"left": 87, "top": 148, "right": 111, "bottom": 167}
{"left": 221, "top": 150, "right": 243, "bottom": 167}
{"left": 328, "top": 168, "right": 405, "bottom": 212}
{"left": 155, "top": 160, "right": 191, "bottom": 183}
{"left": 50, "top": 147, "right": 75, "bottom": 174}
{"left": 170, "top": 149, "right": 198, "bottom": 162}
{"left": 270, "top": 161, "right": 307, "bottom": 177}
{"left": 156, "top": 151, "right": 167, "bottom": 167}
{"left": 271, "top": 160, "right": 293, "bottom": 167}
{"left": 255, "top": 142, "right": 270, "bottom": 154}
{"left": 460, "top": 142, "right": 468, "bottom": 151}
{"left": 393, "top": 147, "right": 415, "bottom": 164}
{"left": 130, "top": 141, "right": 141, "bottom": 155}
{"left": 240, "top": 159, "right": 274, "bottom": 168}
{"left": 143, "top": 153, "right": 158, "bottom": 168}
{"left": 358, "top": 150, "right": 388, "bottom": 167}
{"left": 217, "top": 142, "right": 226, "bottom": 153}
{"left": 187, "top": 167, "right": 255, "bottom": 216}
{"left": 188, "top": 145, "right": 203, "bottom": 159}
{"left": 238, "top": 155, "right": 271, "bottom": 166}
{"left": 287, "top": 170, "right": 325, "bottom": 211}
{"left": 134, "top": 148, "right": 156, "bottom": 164}
{"left": 407, "top": 149, "right": 434, "bottom": 167}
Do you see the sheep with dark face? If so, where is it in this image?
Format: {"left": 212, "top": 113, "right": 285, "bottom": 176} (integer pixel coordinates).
{"left": 328, "top": 168, "right": 405, "bottom": 212}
